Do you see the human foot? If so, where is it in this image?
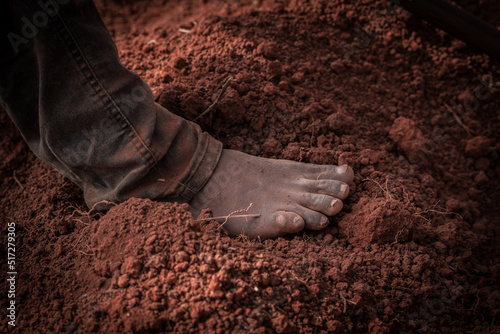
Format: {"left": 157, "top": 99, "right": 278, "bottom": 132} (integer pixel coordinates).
{"left": 190, "top": 149, "right": 354, "bottom": 239}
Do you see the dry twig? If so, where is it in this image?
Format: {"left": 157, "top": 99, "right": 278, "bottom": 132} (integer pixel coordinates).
{"left": 444, "top": 103, "right": 476, "bottom": 137}
{"left": 13, "top": 171, "right": 24, "bottom": 190}
{"left": 363, "top": 178, "right": 393, "bottom": 200}
{"left": 194, "top": 76, "right": 236, "bottom": 121}
{"left": 195, "top": 203, "right": 260, "bottom": 229}
{"left": 88, "top": 200, "right": 117, "bottom": 214}
{"left": 339, "top": 291, "right": 348, "bottom": 313}
{"left": 414, "top": 201, "right": 462, "bottom": 221}
{"left": 196, "top": 214, "right": 261, "bottom": 222}
{"left": 220, "top": 203, "right": 255, "bottom": 228}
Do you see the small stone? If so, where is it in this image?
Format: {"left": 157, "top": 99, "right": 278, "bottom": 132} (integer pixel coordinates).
{"left": 472, "top": 221, "right": 487, "bottom": 234}
{"left": 215, "top": 87, "right": 246, "bottom": 124}
{"left": 272, "top": 313, "right": 296, "bottom": 334}
{"left": 263, "top": 138, "right": 283, "bottom": 156}
{"left": 128, "top": 297, "right": 139, "bottom": 308}
{"left": 458, "top": 89, "right": 473, "bottom": 101}
{"left": 180, "top": 91, "right": 205, "bottom": 120}
{"left": 145, "top": 254, "right": 167, "bottom": 269}
{"left": 117, "top": 274, "right": 130, "bottom": 288}
{"left": 121, "top": 257, "right": 143, "bottom": 276}
{"left": 326, "top": 112, "right": 354, "bottom": 131}
{"left": 294, "top": 87, "right": 310, "bottom": 99}
{"left": 165, "top": 271, "right": 177, "bottom": 285}
{"left": 468, "top": 187, "right": 481, "bottom": 199}
{"left": 291, "top": 72, "right": 305, "bottom": 85}
{"left": 445, "top": 198, "right": 461, "bottom": 212}
{"left": 175, "top": 251, "right": 190, "bottom": 263}
{"left": 257, "top": 42, "right": 280, "bottom": 59}
{"left": 145, "top": 234, "right": 157, "bottom": 246}
{"left": 162, "top": 74, "right": 173, "bottom": 83}
{"left": 368, "top": 318, "right": 390, "bottom": 334}
{"left": 235, "top": 71, "right": 251, "bottom": 83}
{"left": 174, "top": 262, "right": 189, "bottom": 272}
{"left": 261, "top": 272, "right": 270, "bottom": 286}
{"left": 275, "top": 99, "right": 287, "bottom": 111}
{"left": 350, "top": 294, "right": 363, "bottom": 307}
{"left": 326, "top": 320, "right": 345, "bottom": 334}
{"left": 433, "top": 241, "right": 447, "bottom": 254}
{"left": 263, "top": 82, "right": 279, "bottom": 96}
{"left": 142, "top": 43, "right": 154, "bottom": 53}
{"left": 158, "top": 29, "right": 167, "bottom": 38}
{"left": 465, "top": 136, "right": 490, "bottom": 158}
{"left": 474, "top": 170, "right": 489, "bottom": 184}
{"left": 330, "top": 59, "right": 345, "bottom": 73}
{"left": 323, "top": 234, "right": 334, "bottom": 244}
{"left": 94, "top": 260, "right": 112, "bottom": 277}
{"left": 278, "top": 79, "right": 292, "bottom": 91}
{"left": 336, "top": 282, "right": 349, "bottom": 290}
{"left": 173, "top": 57, "right": 188, "bottom": 69}
{"left": 267, "top": 60, "right": 283, "bottom": 77}
{"left": 389, "top": 117, "right": 429, "bottom": 161}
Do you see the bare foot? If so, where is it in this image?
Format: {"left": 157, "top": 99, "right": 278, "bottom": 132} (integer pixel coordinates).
{"left": 190, "top": 149, "right": 354, "bottom": 239}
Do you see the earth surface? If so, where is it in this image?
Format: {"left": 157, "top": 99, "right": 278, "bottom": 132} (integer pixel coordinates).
{"left": 1, "top": 0, "right": 500, "bottom": 333}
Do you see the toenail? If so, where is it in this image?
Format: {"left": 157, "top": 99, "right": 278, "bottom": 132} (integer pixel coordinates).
{"left": 320, "top": 216, "right": 329, "bottom": 226}
{"left": 340, "top": 184, "right": 349, "bottom": 195}
{"left": 276, "top": 215, "right": 286, "bottom": 226}
{"left": 337, "top": 165, "right": 348, "bottom": 174}
{"left": 331, "top": 199, "right": 340, "bottom": 207}
{"left": 293, "top": 216, "right": 302, "bottom": 226}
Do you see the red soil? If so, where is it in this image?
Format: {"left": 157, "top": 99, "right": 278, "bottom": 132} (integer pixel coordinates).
{"left": 1, "top": 0, "right": 499, "bottom": 333}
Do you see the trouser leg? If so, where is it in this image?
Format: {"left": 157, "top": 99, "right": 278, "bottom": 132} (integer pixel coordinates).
{"left": 0, "top": 0, "right": 222, "bottom": 210}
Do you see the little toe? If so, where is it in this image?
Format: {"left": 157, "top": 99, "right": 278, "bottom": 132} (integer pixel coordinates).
{"left": 295, "top": 206, "right": 331, "bottom": 230}
{"left": 271, "top": 211, "right": 305, "bottom": 234}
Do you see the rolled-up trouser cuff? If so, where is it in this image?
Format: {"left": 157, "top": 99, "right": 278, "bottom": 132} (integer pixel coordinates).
{"left": 166, "top": 129, "right": 223, "bottom": 203}
{"left": 85, "top": 119, "right": 224, "bottom": 211}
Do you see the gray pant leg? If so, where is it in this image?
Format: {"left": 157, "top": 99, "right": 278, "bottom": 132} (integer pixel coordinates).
{"left": 0, "top": 0, "right": 222, "bottom": 209}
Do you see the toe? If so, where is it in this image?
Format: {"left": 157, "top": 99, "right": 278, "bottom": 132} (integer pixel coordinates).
{"left": 296, "top": 193, "right": 344, "bottom": 216}
{"left": 271, "top": 211, "right": 305, "bottom": 234}
{"left": 298, "top": 179, "right": 350, "bottom": 199}
{"left": 307, "top": 164, "right": 354, "bottom": 183}
{"left": 295, "top": 206, "right": 331, "bottom": 230}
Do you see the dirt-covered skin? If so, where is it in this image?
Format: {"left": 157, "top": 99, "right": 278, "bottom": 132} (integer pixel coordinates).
{"left": 190, "top": 149, "right": 354, "bottom": 239}
{"left": 1, "top": 0, "right": 499, "bottom": 333}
